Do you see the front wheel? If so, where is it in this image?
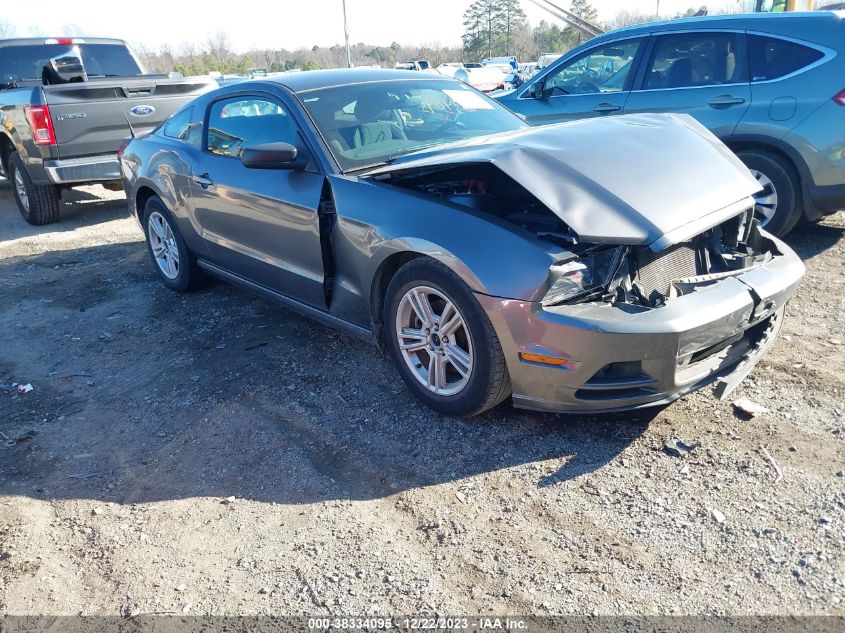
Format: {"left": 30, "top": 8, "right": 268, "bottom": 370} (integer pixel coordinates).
{"left": 384, "top": 258, "right": 511, "bottom": 417}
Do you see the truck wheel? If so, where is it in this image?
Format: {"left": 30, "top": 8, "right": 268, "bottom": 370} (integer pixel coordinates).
{"left": 736, "top": 150, "right": 801, "bottom": 237}
{"left": 9, "top": 152, "right": 61, "bottom": 225}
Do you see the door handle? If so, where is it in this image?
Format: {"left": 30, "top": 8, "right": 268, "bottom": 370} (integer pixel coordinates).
{"left": 593, "top": 103, "right": 622, "bottom": 113}
{"left": 192, "top": 173, "right": 213, "bottom": 189}
{"left": 708, "top": 95, "right": 746, "bottom": 108}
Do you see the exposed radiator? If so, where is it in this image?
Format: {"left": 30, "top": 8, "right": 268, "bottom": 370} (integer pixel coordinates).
{"left": 635, "top": 242, "right": 700, "bottom": 297}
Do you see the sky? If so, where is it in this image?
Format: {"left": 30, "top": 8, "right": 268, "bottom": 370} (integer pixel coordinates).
{"left": 4, "top": 0, "right": 747, "bottom": 52}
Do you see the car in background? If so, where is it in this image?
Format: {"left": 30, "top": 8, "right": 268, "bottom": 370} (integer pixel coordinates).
{"left": 536, "top": 53, "right": 564, "bottom": 70}
{"left": 0, "top": 37, "right": 215, "bottom": 225}
{"left": 120, "top": 69, "right": 803, "bottom": 417}
{"left": 482, "top": 56, "right": 518, "bottom": 71}
{"left": 519, "top": 62, "right": 538, "bottom": 79}
{"left": 395, "top": 60, "right": 435, "bottom": 73}
{"left": 502, "top": 73, "right": 522, "bottom": 90}
{"left": 495, "top": 12, "right": 845, "bottom": 236}
{"left": 454, "top": 64, "right": 506, "bottom": 92}
{"left": 436, "top": 62, "right": 464, "bottom": 77}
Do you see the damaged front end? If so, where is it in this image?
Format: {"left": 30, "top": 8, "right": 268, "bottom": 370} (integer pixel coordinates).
{"left": 543, "top": 208, "right": 777, "bottom": 311}
{"left": 365, "top": 114, "right": 804, "bottom": 412}
{"left": 372, "top": 160, "right": 802, "bottom": 411}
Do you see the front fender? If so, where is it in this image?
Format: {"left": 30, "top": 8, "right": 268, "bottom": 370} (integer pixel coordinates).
{"left": 328, "top": 174, "right": 562, "bottom": 305}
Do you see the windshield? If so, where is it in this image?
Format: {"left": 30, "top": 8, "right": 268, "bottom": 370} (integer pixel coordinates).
{"left": 299, "top": 79, "right": 527, "bottom": 171}
{"left": 0, "top": 43, "right": 143, "bottom": 83}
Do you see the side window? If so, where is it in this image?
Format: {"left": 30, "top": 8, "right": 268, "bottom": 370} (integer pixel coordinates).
{"left": 544, "top": 38, "right": 644, "bottom": 96}
{"left": 747, "top": 35, "right": 823, "bottom": 82}
{"left": 206, "top": 96, "right": 297, "bottom": 158}
{"left": 644, "top": 32, "right": 745, "bottom": 90}
{"left": 163, "top": 108, "right": 194, "bottom": 142}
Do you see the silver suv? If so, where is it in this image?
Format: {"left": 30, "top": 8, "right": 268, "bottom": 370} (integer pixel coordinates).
{"left": 495, "top": 11, "right": 845, "bottom": 236}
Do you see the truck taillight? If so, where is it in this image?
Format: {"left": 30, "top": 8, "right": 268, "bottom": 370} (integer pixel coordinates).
{"left": 834, "top": 89, "right": 845, "bottom": 106}
{"left": 25, "top": 105, "right": 57, "bottom": 145}
{"left": 44, "top": 38, "right": 85, "bottom": 45}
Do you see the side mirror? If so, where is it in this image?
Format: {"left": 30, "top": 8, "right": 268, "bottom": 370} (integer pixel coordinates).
{"left": 526, "top": 80, "right": 547, "bottom": 99}
{"left": 241, "top": 142, "right": 306, "bottom": 170}
{"left": 45, "top": 47, "right": 87, "bottom": 84}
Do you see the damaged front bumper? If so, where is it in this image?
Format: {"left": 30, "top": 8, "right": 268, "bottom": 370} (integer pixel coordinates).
{"left": 477, "top": 234, "right": 804, "bottom": 414}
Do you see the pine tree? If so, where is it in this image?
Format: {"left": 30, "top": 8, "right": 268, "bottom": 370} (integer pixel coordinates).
{"left": 498, "top": 0, "right": 526, "bottom": 54}
{"left": 462, "top": 0, "right": 527, "bottom": 60}
{"left": 566, "top": 0, "right": 598, "bottom": 47}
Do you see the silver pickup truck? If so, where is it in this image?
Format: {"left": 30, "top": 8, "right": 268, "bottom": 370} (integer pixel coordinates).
{"left": 0, "top": 37, "right": 215, "bottom": 225}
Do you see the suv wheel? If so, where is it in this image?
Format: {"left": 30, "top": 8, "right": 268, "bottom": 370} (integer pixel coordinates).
{"left": 737, "top": 150, "right": 801, "bottom": 237}
{"left": 9, "top": 152, "right": 61, "bottom": 225}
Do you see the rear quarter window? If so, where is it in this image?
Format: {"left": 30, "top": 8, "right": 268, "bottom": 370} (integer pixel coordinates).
{"left": 162, "top": 108, "right": 200, "bottom": 146}
{"left": 747, "top": 35, "right": 824, "bottom": 82}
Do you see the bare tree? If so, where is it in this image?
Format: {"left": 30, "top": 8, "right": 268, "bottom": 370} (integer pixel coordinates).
{"left": 205, "top": 31, "right": 232, "bottom": 65}
{"left": 61, "top": 22, "right": 85, "bottom": 37}
{"left": 179, "top": 42, "right": 198, "bottom": 62}
{"left": 0, "top": 19, "right": 16, "bottom": 38}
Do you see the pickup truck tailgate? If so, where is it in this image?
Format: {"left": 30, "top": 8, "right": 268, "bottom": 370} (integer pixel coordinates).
{"left": 44, "top": 78, "right": 213, "bottom": 159}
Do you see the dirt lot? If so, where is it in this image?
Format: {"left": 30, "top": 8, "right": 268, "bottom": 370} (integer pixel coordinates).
{"left": 0, "top": 181, "right": 843, "bottom": 618}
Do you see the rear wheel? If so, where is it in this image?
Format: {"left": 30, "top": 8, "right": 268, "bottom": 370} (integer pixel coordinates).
{"left": 9, "top": 152, "right": 61, "bottom": 225}
{"left": 737, "top": 150, "right": 801, "bottom": 237}
{"left": 384, "top": 258, "right": 511, "bottom": 417}
{"left": 142, "top": 196, "right": 204, "bottom": 292}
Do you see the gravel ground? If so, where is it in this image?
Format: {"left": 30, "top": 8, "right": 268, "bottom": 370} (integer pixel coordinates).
{"left": 0, "top": 182, "right": 843, "bottom": 617}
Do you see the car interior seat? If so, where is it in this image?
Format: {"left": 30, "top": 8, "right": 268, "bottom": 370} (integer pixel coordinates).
{"left": 351, "top": 92, "right": 407, "bottom": 148}
{"left": 666, "top": 57, "right": 693, "bottom": 87}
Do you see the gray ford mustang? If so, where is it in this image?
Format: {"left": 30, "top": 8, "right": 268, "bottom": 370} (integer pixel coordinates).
{"left": 119, "top": 69, "right": 804, "bottom": 416}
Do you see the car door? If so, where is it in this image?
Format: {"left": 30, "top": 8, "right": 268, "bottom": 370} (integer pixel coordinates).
{"left": 190, "top": 92, "right": 327, "bottom": 308}
{"left": 515, "top": 37, "right": 647, "bottom": 125}
{"left": 624, "top": 31, "right": 751, "bottom": 139}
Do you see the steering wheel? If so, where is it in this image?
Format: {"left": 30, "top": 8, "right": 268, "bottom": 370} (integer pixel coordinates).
{"left": 436, "top": 118, "right": 467, "bottom": 133}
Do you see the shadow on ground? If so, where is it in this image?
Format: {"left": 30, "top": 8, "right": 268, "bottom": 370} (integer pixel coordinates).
{"left": 0, "top": 242, "right": 657, "bottom": 506}
{"left": 784, "top": 216, "right": 845, "bottom": 260}
{"left": 0, "top": 182, "right": 130, "bottom": 242}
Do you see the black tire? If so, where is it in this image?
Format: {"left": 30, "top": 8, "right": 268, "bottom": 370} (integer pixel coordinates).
{"left": 142, "top": 195, "right": 204, "bottom": 292}
{"left": 384, "top": 258, "right": 511, "bottom": 417}
{"left": 737, "top": 150, "right": 801, "bottom": 237}
{"left": 9, "top": 152, "right": 60, "bottom": 225}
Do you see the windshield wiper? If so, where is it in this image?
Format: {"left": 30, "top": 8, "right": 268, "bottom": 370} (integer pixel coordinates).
{"left": 0, "top": 81, "right": 17, "bottom": 90}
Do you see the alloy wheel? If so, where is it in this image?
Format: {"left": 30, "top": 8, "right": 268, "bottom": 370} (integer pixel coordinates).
{"left": 395, "top": 285, "right": 474, "bottom": 396}
{"left": 749, "top": 169, "right": 778, "bottom": 227}
{"left": 13, "top": 168, "right": 29, "bottom": 213}
{"left": 147, "top": 211, "right": 180, "bottom": 280}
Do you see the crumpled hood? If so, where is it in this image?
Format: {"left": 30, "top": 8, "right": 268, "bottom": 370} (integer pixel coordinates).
{"left": 369, "top": 113, "right": 761, "bottom": 250}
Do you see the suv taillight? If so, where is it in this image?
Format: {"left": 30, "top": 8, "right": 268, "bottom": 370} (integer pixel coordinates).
{"left": 834, "top": 88, "right": 845, "bottom": 106}
{"left": 25, "top": 105, "right": 57, "bottom": 145}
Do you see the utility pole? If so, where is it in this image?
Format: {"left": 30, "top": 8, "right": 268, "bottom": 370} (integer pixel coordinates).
{"left": 656, "top": 0, "right": 660, "bottom": 16}
{"left": 343, "top": 0, "right": 352, "bottom": 68}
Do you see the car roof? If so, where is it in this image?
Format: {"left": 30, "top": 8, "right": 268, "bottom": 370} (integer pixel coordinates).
{"left": 262, "top": 68, "right": 456, "bottom": 93}
{"left": 592, "top": 10, "right": 843, "bottom": 40}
